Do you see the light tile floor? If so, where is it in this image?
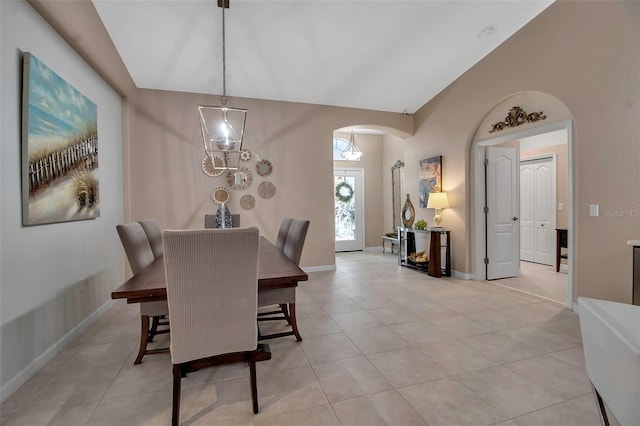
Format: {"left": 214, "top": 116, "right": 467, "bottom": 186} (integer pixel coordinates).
{"left": 493, "top": 261, "right": 568, "bottom": 305}
{"left": 1, "top": 250, "right": 615, "bottom": 425}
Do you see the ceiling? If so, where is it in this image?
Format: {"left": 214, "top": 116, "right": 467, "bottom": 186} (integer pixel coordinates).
{"left": 92, "top": 0, "right": 553, "bottom": 114}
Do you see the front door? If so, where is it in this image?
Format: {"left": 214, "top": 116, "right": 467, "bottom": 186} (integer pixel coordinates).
{"left": 486, "top": 147, "right": 519, "bottom": 280}
{"left": 334, "top": 168, "right": 364, "bottom": 252}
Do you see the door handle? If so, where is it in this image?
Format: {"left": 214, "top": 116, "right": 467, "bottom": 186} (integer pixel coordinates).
{"left": 512, "top": 216, "right": 519, "bottom": 221}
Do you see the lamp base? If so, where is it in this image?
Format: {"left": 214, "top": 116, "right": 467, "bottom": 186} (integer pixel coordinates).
{"left": 433, "top": 211, "right": 442, "bottom": 227}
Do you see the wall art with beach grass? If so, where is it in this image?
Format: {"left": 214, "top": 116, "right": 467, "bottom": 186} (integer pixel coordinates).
{"left": 21, "top": 52, "right": 99, "bottom": 226}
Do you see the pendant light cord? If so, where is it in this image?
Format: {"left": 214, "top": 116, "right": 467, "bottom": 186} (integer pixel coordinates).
{"left": 221, "top": 2, "right": 227, "bottom": 105}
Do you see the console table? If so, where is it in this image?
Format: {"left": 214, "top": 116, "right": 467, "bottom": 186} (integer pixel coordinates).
{"left": 397, "top": 227, "right": 451, "bottom": 278}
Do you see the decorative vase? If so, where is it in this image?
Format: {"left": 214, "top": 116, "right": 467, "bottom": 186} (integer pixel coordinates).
{"left": 401, "top": 194, "right": 415, "bottom": 228}
{"left": 215, "top": 202, "right": 233, "bottom": 228}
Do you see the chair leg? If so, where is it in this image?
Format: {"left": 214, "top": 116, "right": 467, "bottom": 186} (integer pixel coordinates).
{"left": 289, "top": 303, "right": 302, "bottom": 342}
{"left": 149, "top": 316, "right": 160, "bottom": 342}
{"left": 135, "top": 315, "right": 150, "bottom": 365}
{"left": 247, "top": 352, "right": 259, "bottom": 414}
{"left": 279, "top": 304, "right": 291, "bottom": 325}
{"left": 172, "top": 364, "right": 182, "bottom": 426}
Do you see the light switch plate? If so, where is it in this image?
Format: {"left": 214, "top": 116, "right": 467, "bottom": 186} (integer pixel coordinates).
{"left": 589, "top": 204, "right": 599, "bottom": 217}
{"left": 558, "top": 203, "right": 564, "bottom": 211}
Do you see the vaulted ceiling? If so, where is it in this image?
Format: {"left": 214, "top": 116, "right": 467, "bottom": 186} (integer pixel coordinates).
{"left": 92, "top": 0, "right": 553, "bottom": 113}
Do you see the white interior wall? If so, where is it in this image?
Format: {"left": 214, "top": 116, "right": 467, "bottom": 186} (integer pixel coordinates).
{"left": 0, "top": 0, "right": 124, "bottom": 399}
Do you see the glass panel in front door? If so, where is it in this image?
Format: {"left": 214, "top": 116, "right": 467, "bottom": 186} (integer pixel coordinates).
{"left": 335, "top": 175, "right": 356, "bottom": 241}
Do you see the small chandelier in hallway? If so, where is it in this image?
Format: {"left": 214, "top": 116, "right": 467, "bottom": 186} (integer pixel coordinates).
{"left": 341, "top": 131, "right": 363, "bottom": 161}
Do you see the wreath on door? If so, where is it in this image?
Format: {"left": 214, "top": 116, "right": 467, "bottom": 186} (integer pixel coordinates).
{"left": 335, "top": 181, "right": 354, "bottom": 203}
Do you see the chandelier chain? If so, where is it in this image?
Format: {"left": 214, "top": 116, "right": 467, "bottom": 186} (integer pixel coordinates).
{"left": 221, "top": 3, "right": 227, "bottom": 105}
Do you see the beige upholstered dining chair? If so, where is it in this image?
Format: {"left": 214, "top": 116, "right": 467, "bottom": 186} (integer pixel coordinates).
{"left": 275, "top": 217, "right": 293, "bottom": 251}
{"left": 162, "top": 228, "right": 261, "bottom": 425}
{"left": 138, "top": 219, "right": 163, "bottom": 259}
{"left": 258, "top": 218, "right": 309, "bottom": 341}
{"left": 116, "top": 222, "right": 170, "bottom": 364}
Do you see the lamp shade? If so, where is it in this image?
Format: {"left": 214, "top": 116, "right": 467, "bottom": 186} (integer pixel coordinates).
{"left": 427, "top": 192, "right": 449, "bottom": 209}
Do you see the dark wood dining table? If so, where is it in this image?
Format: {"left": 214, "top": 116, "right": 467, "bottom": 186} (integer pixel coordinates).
{"left": 111, "top": 236, "right": 308, "bottom": 304}
{"left": 111, "top": 236, "right": 308, "bottom": 362}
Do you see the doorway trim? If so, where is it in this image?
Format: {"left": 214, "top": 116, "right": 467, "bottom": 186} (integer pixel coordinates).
{"left": 472, "top": 119, "right": 574, "bottom": 308}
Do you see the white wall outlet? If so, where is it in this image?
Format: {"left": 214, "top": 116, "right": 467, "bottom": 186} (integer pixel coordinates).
{"left": 589, "top": 204, "right": 599, "bottom": 217}
{"left": 558, "top": 203, "right": 564, "bottom": 211}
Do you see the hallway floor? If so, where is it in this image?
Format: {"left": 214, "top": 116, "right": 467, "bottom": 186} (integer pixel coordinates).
{"left": 1, "top": 250, "right": 613, "bottom": 425}
{"left": 489, "top": 261, "right": 568, "bottom": 305}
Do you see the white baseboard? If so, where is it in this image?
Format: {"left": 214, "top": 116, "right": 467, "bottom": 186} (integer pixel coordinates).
{"left": 302, "top": 264, "right": 336, "bottom": 273}
{"left": 0, "top": 299, "right": 115, "bottom": 403}
{"left": 452, "top": 270, "right": 472, "bottom": 280}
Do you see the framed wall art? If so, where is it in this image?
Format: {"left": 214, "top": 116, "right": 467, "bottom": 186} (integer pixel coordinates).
{"left": 418, "top": 155, "right": 442, "bottom": 208}
{"left": 21, "top": 52, "right": 99, "bottom": 226}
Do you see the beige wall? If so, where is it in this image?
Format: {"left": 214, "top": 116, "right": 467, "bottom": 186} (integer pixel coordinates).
{"left": 411, "top": 1, "right": 640, "bottom": 302}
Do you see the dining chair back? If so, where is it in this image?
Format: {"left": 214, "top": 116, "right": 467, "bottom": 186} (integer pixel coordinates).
{"left": 116, "top": 223, "right": 155, "bottom": 274}
{"left": 116, "top": 222, "right": 170, "bottom": 364}
{"left": 283, "top": 219, "right": 310, "bottom": 266}
{"left": 275, "top": 217, "right": 293, "bottom": 251}
{"left": 204, "top": 214, "right": 241, "bottom": 228}
{"left": 258, "top": 218, "right": 309, "bottom": 342}
{"left": 138, "top": 219, "right": 163, "bottom": 259}
{"left": 162, "top": 227, "right": 261, "bottom": 424}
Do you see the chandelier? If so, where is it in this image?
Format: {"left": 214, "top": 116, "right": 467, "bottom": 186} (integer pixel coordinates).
{"left": 198, "top": 0, "right": 246, "bottom": 171}
{"left": 341, "top": 131, "right": 363, "bottom": 161}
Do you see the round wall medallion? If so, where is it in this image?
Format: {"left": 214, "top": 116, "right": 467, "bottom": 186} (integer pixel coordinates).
{"left": 240, "top": 149, "right": 252, "bottom": 162}
{"left": 240, "top": 194, "right": 255, "bottom": 210}
{"left": 256, "top": 159, "right": 273, "bottom": 177}
{"left": 211, "top": 187, "right": 230, "bottom": 205}
{"left": 226, "top": 167, "right": 253, "bottom": 191}
{"left": 257, "top": 181, "right": 276, "bottom": 199}
{"left": 202, "top": 155, "right": 224, "bottom": 177}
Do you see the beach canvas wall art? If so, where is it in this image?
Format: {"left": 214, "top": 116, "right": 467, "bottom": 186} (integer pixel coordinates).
{"left": 21, "top": 52, "right": 99, "bottom": 226}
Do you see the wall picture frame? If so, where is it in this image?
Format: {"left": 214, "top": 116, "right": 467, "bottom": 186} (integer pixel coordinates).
{"left": 21, "top": 52, "right": 99, "bottom": 226}
{"left": 419, "top": 155, "right": 442, "bottom": 208}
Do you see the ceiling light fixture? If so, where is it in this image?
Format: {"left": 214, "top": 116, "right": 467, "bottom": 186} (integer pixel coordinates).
{"left": 198, "top": 0, "right": 246, "bottom": 172}
{"left": 341, "top": 131, "right": 363, "bottom": 161}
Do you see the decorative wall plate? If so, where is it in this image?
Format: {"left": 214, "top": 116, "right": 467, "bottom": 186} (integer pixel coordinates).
{"left": 256, "top": 159, "right": 273, "bottom": 177}
{"left": 257, "top": 181, "right": 276, "bottom": 199}
{"left": 240, "top": 149, "right": 252, "bottom": 162}
{"left": 226, "top": 167, "right": 253, "bottom": 191}
{"left": 211, "top": 187, "right": 230, "bottom": 205}
{"left": 240, "top": 195, "right": 255, "bottom": 210}
{"left": 202, "top": 155, "right": 224, "bottom": 177}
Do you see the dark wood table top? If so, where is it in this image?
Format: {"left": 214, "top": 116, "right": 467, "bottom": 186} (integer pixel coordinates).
{"left": 112, "top": 236, "right": 308, "bottom": 304}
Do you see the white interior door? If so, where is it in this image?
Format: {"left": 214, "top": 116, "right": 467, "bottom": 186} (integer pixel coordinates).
{"left": 520, "top": 157, "right": 555, "bottom": 265}
{"left": 520, "top": 164, "right": 535, "bottom": 262}
{"left": 334, "top": 168, "right": 364, "bottom": 252}
{"left": 486, "top": 147, "right": 519, "bottom": 280}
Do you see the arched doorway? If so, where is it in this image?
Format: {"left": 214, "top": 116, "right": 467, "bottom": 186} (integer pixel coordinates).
{"left": 470, "top": 92, "right": 575, "bottom": 308}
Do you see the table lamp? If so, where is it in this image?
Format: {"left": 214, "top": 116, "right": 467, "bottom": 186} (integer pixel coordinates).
{"left": 427, "top": 192, "right": 449, "bottom": 228}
